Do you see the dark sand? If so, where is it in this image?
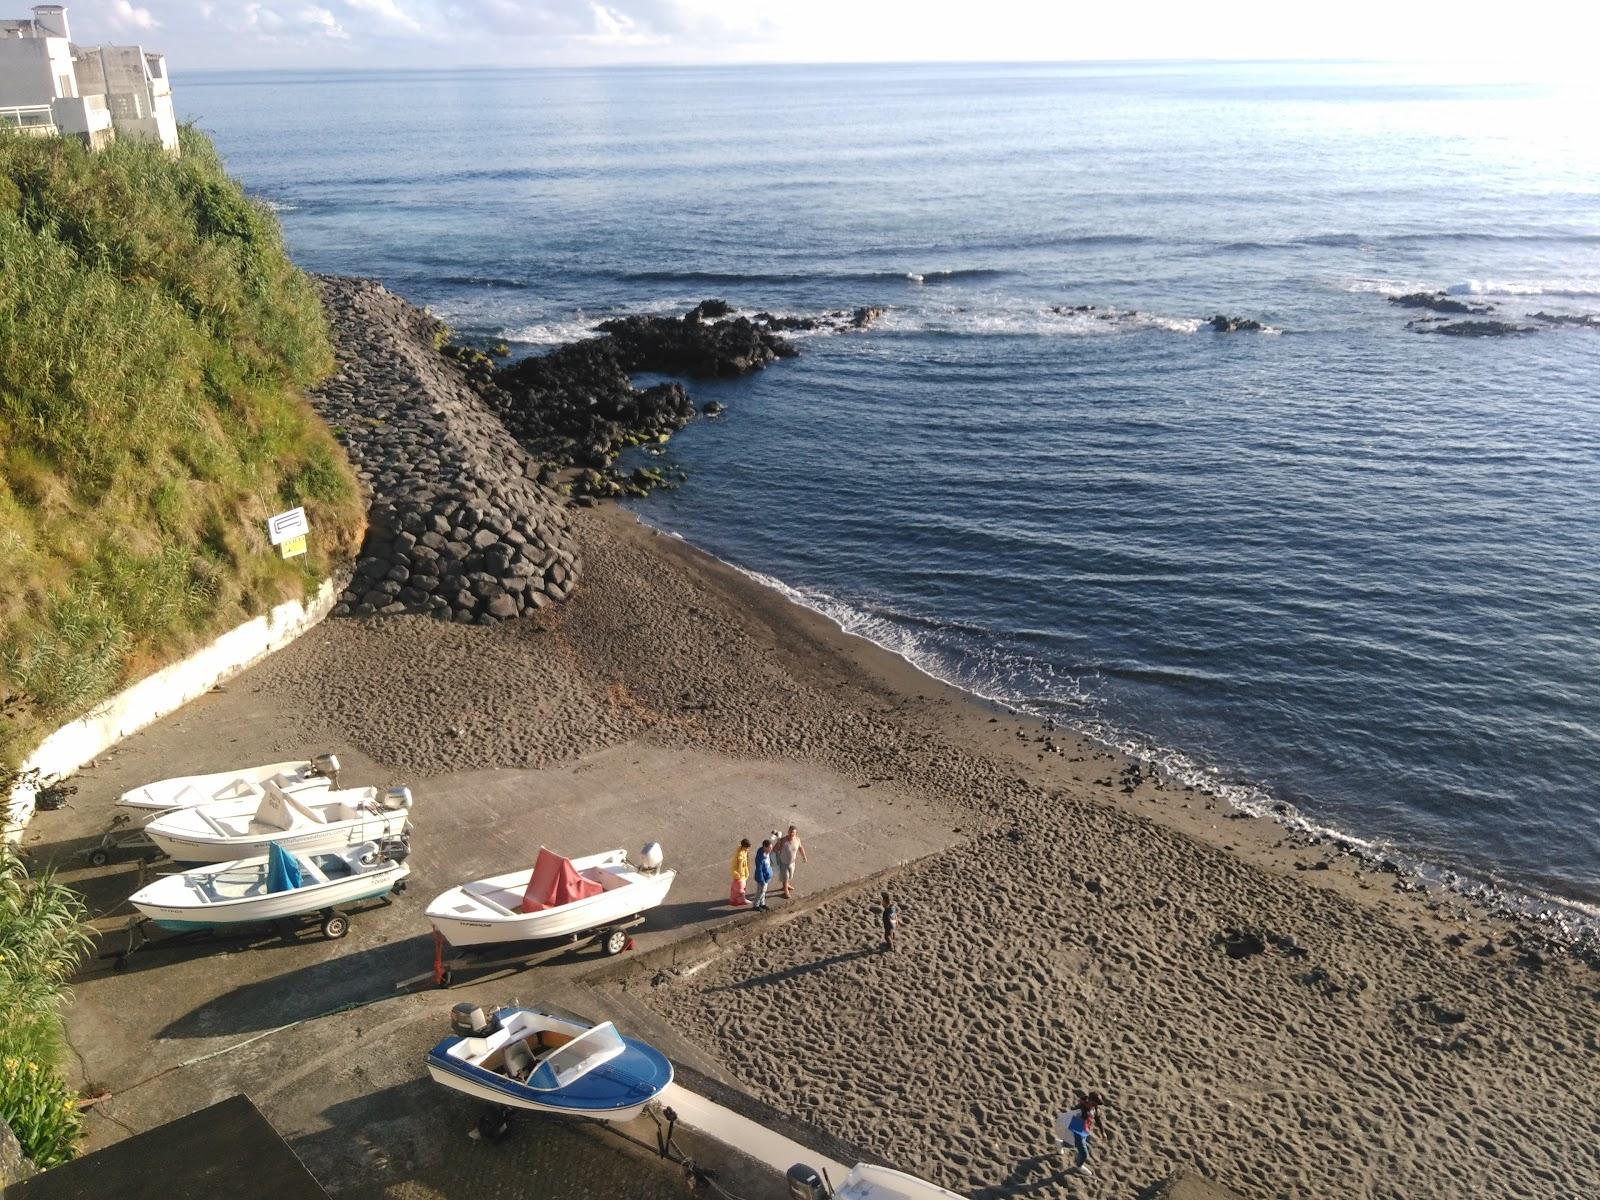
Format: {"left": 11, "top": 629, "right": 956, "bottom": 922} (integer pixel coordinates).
{"left": 241, "top": 503, "right": 1600, "bottom": 1198}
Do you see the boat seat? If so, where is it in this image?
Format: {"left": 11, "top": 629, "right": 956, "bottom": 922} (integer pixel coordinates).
{"left": 310, "top": 853, "right": 353, "bottom": 879}
{"left": 503, "top": 1038, "right": 535, "bottom": 1081}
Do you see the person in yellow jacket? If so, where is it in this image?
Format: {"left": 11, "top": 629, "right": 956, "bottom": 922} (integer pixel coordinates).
{"left": 729, "top": 838, "right": 752, "bottom": 907}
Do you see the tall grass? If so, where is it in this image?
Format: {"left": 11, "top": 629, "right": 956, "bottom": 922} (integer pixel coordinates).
{"left": 0, "top": 843, "right": 92, "bottom": 1166}
{"left": 0, "top": 127, "right": 365, "bottom": 770}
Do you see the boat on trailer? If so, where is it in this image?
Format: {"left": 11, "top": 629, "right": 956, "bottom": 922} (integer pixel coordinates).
{"left": 425, "top": 844, "right": 674, "bottom": 949}
{"left": 127, "top": 839, "right": 410, "bottom": 939}
{"left": 426, "top": 1004, "right": 672, "bottom": 1125}
{"left": 117, "top": 755, "right": 343, "bottom": 812}
{"left": 144, "top": 780, "right": 413, "bottom": 863}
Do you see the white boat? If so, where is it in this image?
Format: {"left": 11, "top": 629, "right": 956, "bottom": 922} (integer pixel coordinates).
{"left": 426, "top": 1004, "right": 672, "bottom": 1122}
{"left": 144, "top": 780, "right": 413, "bottom": 863}
{"left": 424, "top": 845, "right": 675, "bottom": 948}
{"left": 789, "top": 1163, "right": 968, "bottom": 1200}
{"left": 129, "top": 840, "right": 410, "bottom": 935}
{"left": 117, "top": 755, "right": 342, "bottom": 813}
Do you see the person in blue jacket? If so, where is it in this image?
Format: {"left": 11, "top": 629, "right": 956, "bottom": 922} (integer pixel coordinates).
{"left": 751, "top": 837, "right": 775, "bottom": 911}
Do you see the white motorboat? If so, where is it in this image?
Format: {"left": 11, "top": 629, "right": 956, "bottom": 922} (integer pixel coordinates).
{"left": 117, "top": 755, "right": 342, "bottom": 813}
{"left": 424, "top": 845, "right": 675, "bottom": 949}
{"left": 129, "top": 840, "right": 410, "bottom": 936}
{"left": 144, "top": 780, "right": 413, "bottom": 863}
{"left": 426, "top": 1004, "right": 672, "bottom": 1123}
{"left": 788, "top": 1163, "right": 967, "bottom": 1200}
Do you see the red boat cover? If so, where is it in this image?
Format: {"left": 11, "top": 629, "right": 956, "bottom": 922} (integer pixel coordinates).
{"left": 520, "top": 847, "right": 604, "bottom": 913}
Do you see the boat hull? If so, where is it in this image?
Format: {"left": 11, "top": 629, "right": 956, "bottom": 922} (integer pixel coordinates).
{"left": 425, "top": 1013, "right": 672, "bottom": 1122}
{"left": 427, "top": 868, "right": 675, "bottom": 948}
{"left": 131, "top": 863, "right": 408, "bottom": 930}
{"left": 148, "top": 812, "right": 408, "bottom": 864}
{"left": 117, "top": 761, "right": 330, "bottom": 812}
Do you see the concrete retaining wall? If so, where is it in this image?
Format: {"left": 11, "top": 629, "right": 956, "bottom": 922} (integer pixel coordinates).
{"left": 3, "top": 575, "right": 344, "bottom": 843}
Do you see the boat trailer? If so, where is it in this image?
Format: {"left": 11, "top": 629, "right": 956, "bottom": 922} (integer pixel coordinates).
{"left": 413, "top": 917, "right": 645, "bottom": 990}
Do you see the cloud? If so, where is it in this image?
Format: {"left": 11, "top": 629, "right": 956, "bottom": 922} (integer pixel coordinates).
{"left": 344, "top": 0, "right": 425, "bottom": 33}
{"left": 299, "top": 6, "right": 349, "bottom": 39}
{"left": 109, "top": 0, "right": 158, "bottom": 29}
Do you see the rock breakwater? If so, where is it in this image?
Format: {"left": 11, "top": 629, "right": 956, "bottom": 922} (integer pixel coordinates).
{"left": 311, "top": 276, "right": 579, "bottom": 623}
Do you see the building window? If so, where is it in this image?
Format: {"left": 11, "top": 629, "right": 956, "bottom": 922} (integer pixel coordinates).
{"left": 58, "top": 73, "right": 75, "bottom": 98}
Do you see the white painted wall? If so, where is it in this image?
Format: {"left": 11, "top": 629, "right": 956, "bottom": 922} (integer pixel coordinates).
{"left": 4, "top": 575, "right": 348, "bottom": 843}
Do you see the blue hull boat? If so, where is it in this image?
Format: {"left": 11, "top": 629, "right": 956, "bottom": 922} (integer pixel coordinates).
{"left": 426, "top": 1005, "right": 672, "bottom": 1122}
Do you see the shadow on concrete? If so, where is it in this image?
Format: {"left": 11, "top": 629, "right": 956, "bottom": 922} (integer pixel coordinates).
{"left": 287, "top": 1077, "right": 690, "bottom": 1200}
{"left": 701, "top": 945, "right": 880, "bottom": 993}
{"left": 151, "top": 933, "right": 436, "bottom": 1039}
{"left": 972, "top": 1152, "right": 1073, "bottom": 1198}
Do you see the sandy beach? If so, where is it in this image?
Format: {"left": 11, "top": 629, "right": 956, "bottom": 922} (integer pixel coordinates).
{"left": 258, "top": 500, "right": 1598, "bottom": 1198}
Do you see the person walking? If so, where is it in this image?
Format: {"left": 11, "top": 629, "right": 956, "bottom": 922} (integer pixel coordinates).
{"left": 729, "top": 838, "right": 752, "bottom": 907}
{"left": 751, "top": 837, "right": 775, "bottom": 911}
{"left": 880, "top": 891, "right": 899, "bottom": 952}
{"left": 775, "top": 825, "right": 809, "bottom": 898}
{"left": 1054, "top": 1092, "right": 1110, "bottom": 1176}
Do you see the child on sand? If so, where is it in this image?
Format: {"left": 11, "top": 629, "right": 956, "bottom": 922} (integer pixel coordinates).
{"left": 880, "top": 891, "right": 898, "bottom": 951}
{"left": 1054, "top": 1092, "right": 1109, "bottom": 1175}
{"left": 751, "top": 838, "right": 775, "bottom": 911}
{"left": 729, "top": 838, "right": 751, "bottom": 907}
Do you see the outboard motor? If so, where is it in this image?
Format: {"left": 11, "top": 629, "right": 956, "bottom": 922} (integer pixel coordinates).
{"left": 450, "top": 1003, "right": 500, "bottom": 1038}
{"left": 311, "top": 753, "right": 341, "bottom": 786}
{"left": 786, "top": 1164, "right": 831, "bottom": 1200}
{"left": 637, "top": 841, "right": 665, "bottom": 873}
{"left": 381, "top": 786, "right": 414, "bottom": 811}
{"left": 378, "top": 835, "right": 410, "bottom": 865}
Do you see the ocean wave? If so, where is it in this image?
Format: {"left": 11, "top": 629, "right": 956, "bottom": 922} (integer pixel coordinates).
{"left": 439, "top": 274, "right": 531, "bottom": 290}
{"left": 1446, "top": 278, "right": 1600, "bottom": 299}
{"left": 498, "top": 317, "right": 606, "bottom": 346}
{"left": 875, "top": 303, "right": 1207, "bottom": 338}
{"left": 259, "top": 198, "right": 298, "bottom": 213}
{"left": 618, "top": 267, "right": 1007, "bottom": 287}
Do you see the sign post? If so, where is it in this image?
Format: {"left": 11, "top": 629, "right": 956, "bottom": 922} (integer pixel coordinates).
{"left": 267, "top": 507, "right": 310, "bottom": 560}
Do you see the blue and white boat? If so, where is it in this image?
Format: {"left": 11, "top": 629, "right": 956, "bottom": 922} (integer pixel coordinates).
{"left": 128, "top": 840, "right": 409, "bottom": 936}
{"left": 426, "top": 1005, "right": 672, "bottom": 1122}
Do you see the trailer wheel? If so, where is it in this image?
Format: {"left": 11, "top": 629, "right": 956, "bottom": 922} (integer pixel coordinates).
{"left": 320, "top": 911, "right": 350, "bottom": 940}
{"left": 113, "top": 955, "right": 128, "bottom": 972}
{"left": 88, "top": 848, "right": 111, "bottom": 868}
{"left": 600, "top": 927, "right": 629, "bottom": 956}
{"left": 477, "top": 1106, "right": 512, "bottom": 1143}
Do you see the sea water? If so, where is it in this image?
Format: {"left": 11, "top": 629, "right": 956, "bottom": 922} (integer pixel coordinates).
{"left": 181, "top": 61, "right": 1600, "bottom": 930}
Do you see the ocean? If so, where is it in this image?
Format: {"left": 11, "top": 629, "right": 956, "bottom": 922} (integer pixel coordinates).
{"left": 179, "top": 61, "right": 1600, "bottom": 932}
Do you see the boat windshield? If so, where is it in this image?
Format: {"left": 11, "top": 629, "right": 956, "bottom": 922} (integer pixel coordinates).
{"left": 527, "top": 1023, "right": 627, "bottom": 1091}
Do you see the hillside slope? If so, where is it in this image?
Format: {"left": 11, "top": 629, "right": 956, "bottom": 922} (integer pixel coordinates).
{"left": 0, "top": 128, "right": 364, "bottom": 771}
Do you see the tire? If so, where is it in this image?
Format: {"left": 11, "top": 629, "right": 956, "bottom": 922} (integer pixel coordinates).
{"left": 477, "top": 1107, "right": 511, "bottom": 1142}
{"left": 320, "top": 911, "right": 350, "bottom": 940}
{"left": 600, "top": 927, "right": 629, "bottom": 957}
{"left": 88, "top": 848, "right": 111, "bottom": 867}
{"left": 113, "top": 955, "right": 128, "bottom": 972}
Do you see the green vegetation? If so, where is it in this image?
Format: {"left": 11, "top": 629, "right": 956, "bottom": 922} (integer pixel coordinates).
{"left": 0, "top": 842, "right": 92, "bottom": 1167}
{"left": 0, "top": 127, "right": 365, "bottom": 770}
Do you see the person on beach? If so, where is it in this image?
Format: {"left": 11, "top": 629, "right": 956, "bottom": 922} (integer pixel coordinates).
{"left": 729, "top": 838, "right": 752, "bottom": 907}
{"left": 751, "top": 837, "right": 775, "bottom": 911}
{"left": 880, "top": 891, "right": 899, "bottom": 951}
{"left": 1054, "top": 1092, "right": 1109, "bottom": 1175}
{"left": 775, "top": 825, "right": 809, "bottom": 898}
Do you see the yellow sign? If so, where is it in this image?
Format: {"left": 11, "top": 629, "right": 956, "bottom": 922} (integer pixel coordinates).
{"left": 279, "top": 534, "right": 308, "bottom": 560}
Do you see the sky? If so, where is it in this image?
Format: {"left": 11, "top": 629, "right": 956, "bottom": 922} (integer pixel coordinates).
{"left": 42, "top": 0, "right": 1600, "bottom": 72}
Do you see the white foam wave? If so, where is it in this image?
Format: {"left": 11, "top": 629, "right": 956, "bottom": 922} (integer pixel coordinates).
{"left": 499, "top": 318, "right": 606, "bottom": 346}
{"left": 875, "top": 302, "right": 1207, "bottom": 338}
{"left": 1446, "top": 278, "right": 1600, "bottom": 299}
{"left": 261, "top": 198, "right": 298, "bottom": 213}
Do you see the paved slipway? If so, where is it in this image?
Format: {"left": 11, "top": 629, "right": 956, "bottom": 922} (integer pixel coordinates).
{"left": 49, "top": 283, "right": 1599, "bottom": 1200}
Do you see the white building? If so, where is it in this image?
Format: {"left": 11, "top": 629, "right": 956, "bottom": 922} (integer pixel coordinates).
{"left": 0, "top": 5, "right": 179, "bottom": 153}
